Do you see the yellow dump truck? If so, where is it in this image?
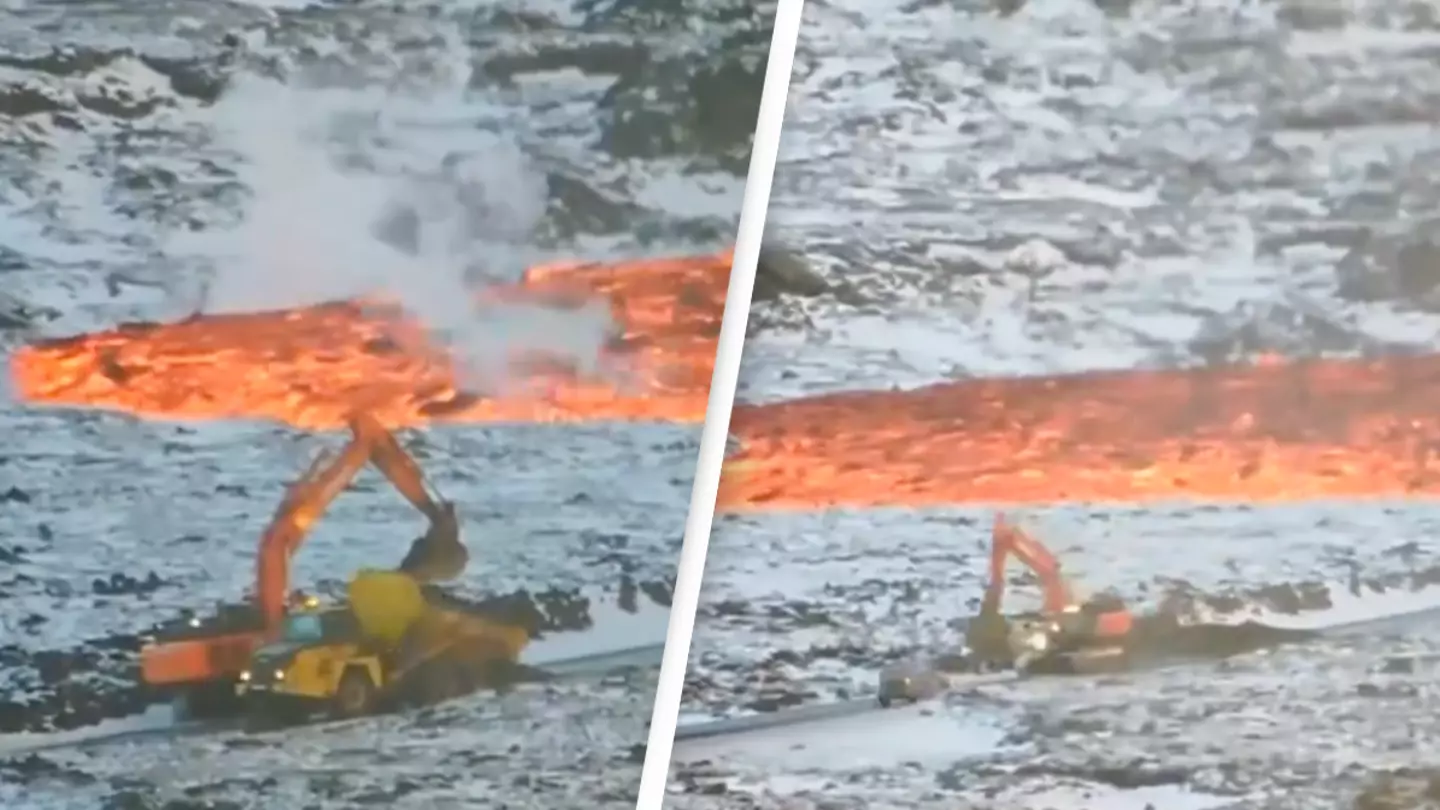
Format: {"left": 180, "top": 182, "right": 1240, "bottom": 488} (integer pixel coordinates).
{"left": 235, "top": 570, "right": 532, "bottom": 720}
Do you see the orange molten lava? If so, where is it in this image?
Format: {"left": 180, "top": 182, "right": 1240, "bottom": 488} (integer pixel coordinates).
{"left": 11, "top": 253, "right": 730, "bottom": 429}
{"left": 720, "top": 355, "right": 1440, "bottom": 510}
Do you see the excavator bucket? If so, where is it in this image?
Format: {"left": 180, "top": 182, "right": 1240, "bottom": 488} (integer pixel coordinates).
{"left": 396, "top": 500, "right": 468, "bottom": 582}
{"left": 964, "top": 612, "right": 1015, "bottom": 664}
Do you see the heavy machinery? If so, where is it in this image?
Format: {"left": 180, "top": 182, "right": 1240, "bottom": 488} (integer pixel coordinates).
{"left": 879, "top": 513, "right": 1136, "bottom": 706}
{"left": 137, "top": 412, "right": 479, "bottom": 718}
{"left": 967, "top": 513, "right": 1134, "bottom": 671}
{"left": 236, "top": 569, "right": 533, "bottom": 721}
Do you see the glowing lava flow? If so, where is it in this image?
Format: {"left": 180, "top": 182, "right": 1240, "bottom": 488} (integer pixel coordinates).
{"left": 24, "top": 250, "right": 1440, "bottom": 511}
{"left": 11, "top": 253, "right": 730, "bottom": 429}
{"left": 719, "top": 355, "right": 1440, "bottom": 510}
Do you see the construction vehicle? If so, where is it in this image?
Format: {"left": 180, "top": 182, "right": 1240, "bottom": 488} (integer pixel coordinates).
{"left": 236, "top": 569, "right": 533, "bottom": 721}
{"left": 136, "top": 413, "right": 480, "bottom": 719}
{"left": 879, "top": 513, "right": 1135, "bottom": 705}
{"left": 967, "top": 513, "right": 1134, "bottom": 671}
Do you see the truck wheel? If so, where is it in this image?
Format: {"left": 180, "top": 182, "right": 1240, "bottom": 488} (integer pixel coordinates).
{"left": 331, "top": 668, "right": 376, "bottom": 719}
{"left": 176, "top": 682, "right": 240, "bottom": 721}
{"left": 414, "top": 661, "right": 465, "bottom": 706}
{"left": 486, "top": 661, "right": 551, "bottom": 693}
{"left": 480, "top": 659, "right": 519, "bottom": 694}
{"left": 244, "top": 695, "right": 296, "bottom": 731}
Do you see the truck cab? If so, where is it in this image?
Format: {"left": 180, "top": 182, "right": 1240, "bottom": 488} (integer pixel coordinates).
{"left": 236, "top": 604, "right": 384, "bottom": 721}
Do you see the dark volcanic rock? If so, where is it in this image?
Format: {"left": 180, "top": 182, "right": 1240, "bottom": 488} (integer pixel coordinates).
{"left": 937, "top": 758, "right": 1191, "bottom": 794}
{"left": 92, "top": 571, "right": 168, "bottom": 597}
{"left": 1354, "top": 767, "right": 1440, "bottom": 810}
{"left": 1337, "top": 231, "right": 1440, "bottom": 310}
{"left": 1, "top": 486, "right": 31, "bottom": 504}
{"left": 753, "top": 247, "right": 837, "bottom": 303}
{"left": 430, "top": 577, "right": 672, "bottom": 638}
{"left": 1186, "top": 297, "right": 1381, "bottom": 365}
{"left": 639, "top": 579, "right": 673, "bottom": 607}
{"left": 1156, "top": 565, "right": 1440, "bottom": 624}
{"left": 0, "top": 753, "right": 96, "bottom": 786}
{"left": 0, "top": 632, "right": 157, "bottom": 734}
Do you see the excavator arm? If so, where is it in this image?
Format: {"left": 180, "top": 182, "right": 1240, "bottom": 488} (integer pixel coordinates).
{"left": 981, "top": 513, "right": 1075, "bottom": 617}
{"left": 254, "top": 413, "right": 467, "bottom": 631}
{"left": 352, "top": 413, "right": 444, "bottom": 523}
{"left": 969, "top": 513, "right": 1134, "bottom": 667}
{"left": 355, "top": 412, "right": 468, "bottom": 582}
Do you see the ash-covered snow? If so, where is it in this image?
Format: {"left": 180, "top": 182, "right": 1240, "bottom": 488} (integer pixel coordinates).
{"left": 0, "top": 0, "right": 773, "bottom": 806}
{"left": 676, "top": 0, "right": 1440, "bottom": 807}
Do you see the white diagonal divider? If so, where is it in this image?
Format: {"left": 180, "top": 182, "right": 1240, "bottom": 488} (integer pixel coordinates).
{"left": 633, "top": 0, "right": 808, "bottom": 806}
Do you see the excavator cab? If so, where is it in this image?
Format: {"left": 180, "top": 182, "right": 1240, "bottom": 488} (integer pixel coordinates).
{"left": 288, "top": 591, "right": 323, "bottom": 612}
{"left": 966, "top": 514, "right": 1134, "bottom": 674}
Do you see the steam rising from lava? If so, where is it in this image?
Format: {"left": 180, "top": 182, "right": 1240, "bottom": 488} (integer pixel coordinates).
{"left": 166, "top": 64, "right": 615, "bottom": 395}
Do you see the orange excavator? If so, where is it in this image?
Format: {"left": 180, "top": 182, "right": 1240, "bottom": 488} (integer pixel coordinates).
{"left": 965, "top": 513, "right": 1135, "bottom": 673}
{"left": 137, "top": 412, "right": 468, "bottom": 717}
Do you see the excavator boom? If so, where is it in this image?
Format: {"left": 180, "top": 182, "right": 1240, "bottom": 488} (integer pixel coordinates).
{"left": 255, "top": 413, "right": 466, "bottom": 630}
{"left": 969, "top": 513, "right": 1134, "bottom": 668}
{"left": 352, "top": 412, "right": 443, "bottom": 522}
{"left": 983, "top": 514, "right": 1074, "bottom": 615}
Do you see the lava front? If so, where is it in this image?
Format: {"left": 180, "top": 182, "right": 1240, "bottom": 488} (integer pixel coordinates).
{"left": 11, "top": 253, "right": 730, "bottom": 430}
{"left": 721, "top": 354, "right": 1440, "bottom": 510}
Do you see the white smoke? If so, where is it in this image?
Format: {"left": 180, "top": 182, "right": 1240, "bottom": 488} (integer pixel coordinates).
{"left": 167, "top": 54, "right": 617, "bottom": 392}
